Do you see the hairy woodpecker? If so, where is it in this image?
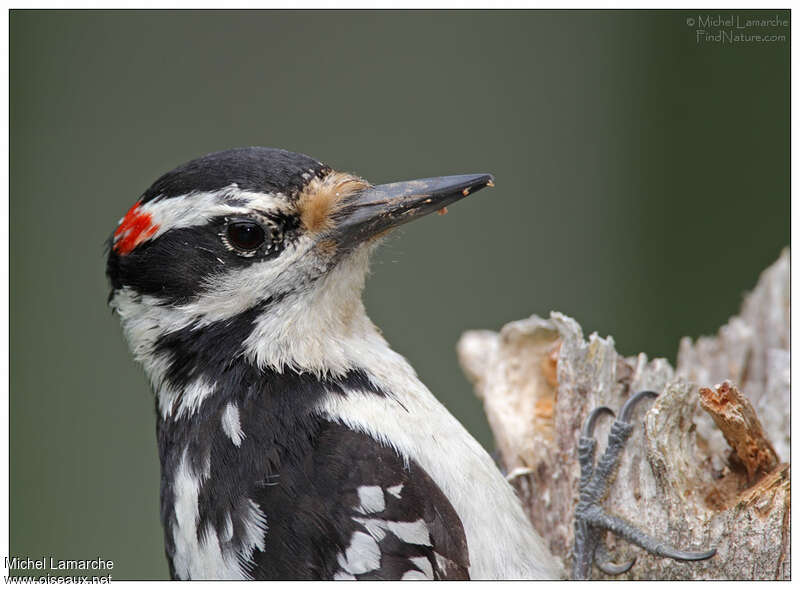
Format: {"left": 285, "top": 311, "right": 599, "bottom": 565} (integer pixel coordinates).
{"left": 106, "top": 147, "right": 559, "bottom": 580}
{"left": 107, "top": 147, "right": 714, "bottom": 580}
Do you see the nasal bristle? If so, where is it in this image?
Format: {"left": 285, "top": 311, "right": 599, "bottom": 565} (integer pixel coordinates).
{"left": 298, "top": 171, "right": 370, "bottom": 234}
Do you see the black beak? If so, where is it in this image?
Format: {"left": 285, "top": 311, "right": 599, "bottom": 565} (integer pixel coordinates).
{"left": 329, "top": 173, "right": 494, "bottom": 250}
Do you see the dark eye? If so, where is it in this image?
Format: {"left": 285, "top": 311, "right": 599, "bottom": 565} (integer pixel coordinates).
{"left": 226, "top": 221, "right": 266, "bottom": 251}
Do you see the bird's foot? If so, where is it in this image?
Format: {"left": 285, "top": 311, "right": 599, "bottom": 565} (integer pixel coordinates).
{"left": 571, "top": 391, "right": 716, "bottom": 579}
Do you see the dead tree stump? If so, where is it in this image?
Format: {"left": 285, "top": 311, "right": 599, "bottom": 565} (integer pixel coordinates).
{"left": 457, "top": 249, "right": 789, "bottom": 580}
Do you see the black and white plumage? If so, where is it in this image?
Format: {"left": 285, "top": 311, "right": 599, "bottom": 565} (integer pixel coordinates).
{"left": 107, "top": 147, "right": 561, "bottom": 580}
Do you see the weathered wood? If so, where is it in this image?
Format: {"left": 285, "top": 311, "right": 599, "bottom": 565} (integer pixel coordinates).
{"left": 457, "top": 249, "right": 790, "bottom": 580}
{"left": 699, "top": 381, "right": 778, "bottom": 482}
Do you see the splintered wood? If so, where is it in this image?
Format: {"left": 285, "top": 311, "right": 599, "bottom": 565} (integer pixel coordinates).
{"left": 457, "top": 249, "right": 790, "bottom": 580}
{"left": 699, "top": 381, "right": 778, "bottom": 482}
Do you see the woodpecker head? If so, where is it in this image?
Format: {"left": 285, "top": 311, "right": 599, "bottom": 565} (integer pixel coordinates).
{"left": 107, "top": 147, "right": 493, "bottom": 416}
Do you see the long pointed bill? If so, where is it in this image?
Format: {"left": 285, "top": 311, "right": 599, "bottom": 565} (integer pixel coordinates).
{"left": 329, "top": 173, "right": 494, "bottom": 250}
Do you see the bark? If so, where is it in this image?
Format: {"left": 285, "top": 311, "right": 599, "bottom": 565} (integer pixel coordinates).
{"left": 457, "top": 249, "right": 790, "bottom": 580}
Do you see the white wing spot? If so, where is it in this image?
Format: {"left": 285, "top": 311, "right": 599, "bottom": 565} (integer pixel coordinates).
{"left": 353, "top": 517, "right": 387, "bottom": 541}
{"left": 338, "top": 531, "right": 381, "bottom": 575}
{"left": 386, "top": 484, "right": 403, "bottom": 499}
{"left": 356, "top": 485, "right": 385, "bottom": 514}
{"left": 221, "top": 403, "right": 245, "bottom": 447}
{"left": 386, "top": 519, "right": 431, "bottom": 546}
{"left": 410, "top": 556, "right": 434, "bottom": 578}
{"left": 351, "top": 517, "right": 431, "bottom": 549}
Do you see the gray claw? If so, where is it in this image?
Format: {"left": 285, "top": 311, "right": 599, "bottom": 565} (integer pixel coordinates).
{"left": 618, "top": 390, "right": 658, "bottom": 423}
{"left": 595, "top": 540, "right": 636, "bottom": 576}
{"left": 581, "top": 406, "right": 615, "bottom": 438}
{"left": 572, "top": 392, "right": 717, "bottom": 579}
{"left": 589, "top": 509, "right": 717, "bottom": 564}
{"left": 658, "top": 547, "right": 717, "bottom": 561}
{"left": 596, "top": 557, "right": 636, "bottom": 576}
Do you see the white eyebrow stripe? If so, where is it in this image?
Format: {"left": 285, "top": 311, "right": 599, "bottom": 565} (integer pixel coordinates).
{"left": 115, "top": 186, "right": 294, "bottom": 248}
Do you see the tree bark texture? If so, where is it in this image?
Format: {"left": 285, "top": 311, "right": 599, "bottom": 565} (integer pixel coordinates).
{"left": 457, "top": 249, "right": 789, "bottom": 580}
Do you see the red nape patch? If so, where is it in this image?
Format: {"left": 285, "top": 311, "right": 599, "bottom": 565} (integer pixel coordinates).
{"left": 113, "top": 201, "right": 160, "bottom": 255}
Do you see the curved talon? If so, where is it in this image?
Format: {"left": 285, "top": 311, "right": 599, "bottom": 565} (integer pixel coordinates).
{"left": 595, "top": 539, "right": 636, "bottom": 575}
{"left": 619, "top": 390, "right": 659, "bottom": 424}
{"left": 596, "top": 557, "right": 636, "bottom": 576}
{"left": 581, "top": 406, "right": 615, "bottom": 438}
{"left": 658, "top": 547, "right": 717, "bottom": 562}
{"left": 589, "top": 509, "right": 717, "bottom": 565}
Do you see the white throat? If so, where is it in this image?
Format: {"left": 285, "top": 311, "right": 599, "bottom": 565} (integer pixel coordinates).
{"left": 243, "top": 245, "right": 383, "bottom": 376}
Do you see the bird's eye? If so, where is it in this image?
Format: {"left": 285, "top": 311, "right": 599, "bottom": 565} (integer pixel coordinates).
{"left": 226, "top": 221, "right": 266, "bottom": 251}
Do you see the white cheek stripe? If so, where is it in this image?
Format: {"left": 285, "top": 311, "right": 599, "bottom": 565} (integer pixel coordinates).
{"left": 175, "top": 239, "right": 314, "bottom": 324}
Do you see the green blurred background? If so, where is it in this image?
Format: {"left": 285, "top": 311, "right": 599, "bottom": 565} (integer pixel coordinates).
{"left": 10, "top": 10, "right": 789, "bottom": 579}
